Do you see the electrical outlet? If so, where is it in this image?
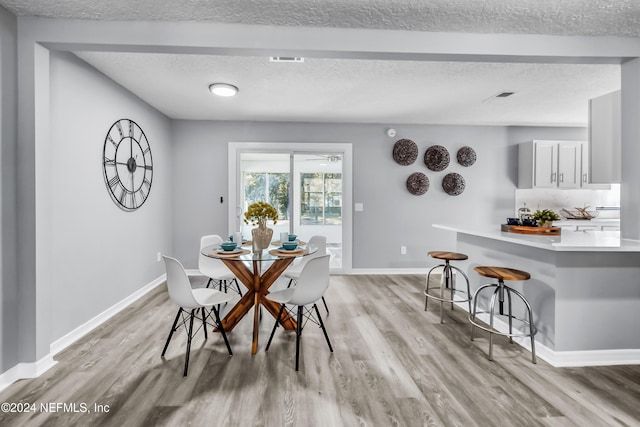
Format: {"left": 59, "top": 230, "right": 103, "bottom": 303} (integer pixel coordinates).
{"left": 157, "top": 252, "right": 162, "bottom": 262}
{"left": 400, "top": 246, "right": 407, "bottom": 255}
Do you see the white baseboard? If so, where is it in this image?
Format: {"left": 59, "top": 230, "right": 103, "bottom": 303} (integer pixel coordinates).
{"left": 0, "top": 354, "right": 57, "bottom": 393}
{"left": 50, "top": 274, "right": 167, "bottom": 356}
{"left": 1, "top": 274, "right": 171, "bottom": 393}
{"left": 350, "top": 268, "right": 428, "bottom": 275}
{"left": 459, "top": 302, "right": 640, "bottom": 367}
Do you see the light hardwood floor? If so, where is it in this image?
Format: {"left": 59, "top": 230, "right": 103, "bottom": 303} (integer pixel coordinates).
{"left": 1, "top": 274, "right": 639, "bottom": 426}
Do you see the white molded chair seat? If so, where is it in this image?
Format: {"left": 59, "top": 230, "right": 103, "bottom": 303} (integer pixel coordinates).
{"left": 162, "top": 255, "right": 234, "bottom": 376}
{"left": 199, "top": 234, "right": 243, "bottom": 296}
{"left": 283, "top": 235, "right": 329, "bottom": 313}
{"left": 266, "top": 254, "right": 333, "bottom": 371}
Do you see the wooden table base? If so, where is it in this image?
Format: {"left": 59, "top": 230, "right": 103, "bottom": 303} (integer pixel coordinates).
{"left": 218, "top": 256, "right": 297, "bottom": 354}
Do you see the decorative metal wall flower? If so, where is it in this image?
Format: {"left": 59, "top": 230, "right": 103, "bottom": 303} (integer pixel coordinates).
{"left": 406, "top": 172, "right": 429, "bottom": 195}
{"left": 456, "top": 146, "right": 476, "bottom": 167}
{"left": 442, "top": 172, "right": 465, "bottom": 196}
{"left": 424, "top": 145, "right": 450, "bottom": 171}
{"left": 392, "top": 139, "right": 418, "bottom": 165}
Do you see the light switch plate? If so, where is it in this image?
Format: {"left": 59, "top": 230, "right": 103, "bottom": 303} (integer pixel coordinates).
{"left": 355, "top": 203, "right": 364, "bottom": 211}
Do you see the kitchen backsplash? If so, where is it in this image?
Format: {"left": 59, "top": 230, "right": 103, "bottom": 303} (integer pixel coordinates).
{"left": 515, "top": 184, "right": 620, "bottom": 219}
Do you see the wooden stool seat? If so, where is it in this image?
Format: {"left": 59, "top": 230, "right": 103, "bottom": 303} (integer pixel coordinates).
{"left": 474, "top": 266, "right": 530, "bottom": 282}
{"left": 428, "top": 251, "right": 468, "bottom": 261}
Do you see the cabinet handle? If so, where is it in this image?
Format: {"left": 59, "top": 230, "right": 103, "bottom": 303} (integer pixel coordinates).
{"left": 552, "top": 172, "right": 557, "bottom": 183}
{"left": 560, "top": 173, "right": 564, "bottom": 183}
{"left": 583, "top": 173, "right": 588, "bottom": 183}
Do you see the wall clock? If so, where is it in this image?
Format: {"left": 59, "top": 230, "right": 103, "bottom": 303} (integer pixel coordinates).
{"left": 102, "top": 118, "right": 153, "bottom": 211}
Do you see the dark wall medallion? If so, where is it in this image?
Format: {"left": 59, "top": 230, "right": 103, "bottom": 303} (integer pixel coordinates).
{"left": 392, "top": 139, "right": 418, "bottom": 165}
{"left": 442, "top": 172, "right": 465, "bottom": 196}
{"left": 424, "top": 145, "right": 450, "bottom": 171}
{"left": 406, "top": 172, "right": 429, "bottom": 195}
{"left": 457, "top": 146, "right": 476, "bottom": 167}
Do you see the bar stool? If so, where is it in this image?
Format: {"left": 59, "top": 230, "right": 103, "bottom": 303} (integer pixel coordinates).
{"left": 469, "top": 266, "right": 537, "bottom": 364}
{"left": 424, "top": 251, "right": 472, "bottom": 323}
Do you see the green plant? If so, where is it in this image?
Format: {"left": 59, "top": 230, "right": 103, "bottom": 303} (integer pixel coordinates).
{"left": 532, "top": 209, "right": 560, "bottom": 224}
{"left": 243, "top": 201, "right": 278, "bottom": 226}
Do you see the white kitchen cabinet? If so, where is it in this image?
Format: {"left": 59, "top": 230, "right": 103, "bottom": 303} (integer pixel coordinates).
{"left": 589, "top": 90, "right": 621, "bottom": 183}
{"left": 518, "top": 140, "right": 585, "bottom": 189}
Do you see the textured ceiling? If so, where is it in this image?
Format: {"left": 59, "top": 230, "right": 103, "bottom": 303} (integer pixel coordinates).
{"left": 2, "top": 0, "right": 640, "bottom": 37}
{"left": 0, "top": 0, "right": 631, "bottom": 125}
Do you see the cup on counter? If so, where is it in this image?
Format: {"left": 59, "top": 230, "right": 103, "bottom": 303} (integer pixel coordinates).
{"left": 506, "top": 218, "right": 520, "bottom": 225}
{"left": 522, "top": 218, "right": 537, "bottom": 227}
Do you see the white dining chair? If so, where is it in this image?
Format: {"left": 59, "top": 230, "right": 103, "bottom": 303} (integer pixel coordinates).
{"left": 161, "top": 255, "right": 233, "bottom": 376}
{"left": 283, "top": 235, "right": 330, "bottom": 313}
{"left": 265, "top": 254, "right": 332, "bottom": 371}
{"left": 199, "top": 234, "right": 243, "bottom": 296}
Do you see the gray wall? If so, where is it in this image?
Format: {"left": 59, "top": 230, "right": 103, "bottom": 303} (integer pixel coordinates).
{"left": 46, "top": 52, "right": 173, "bottom": 342}
{"left": 171, "top": 121, "right": 588, "bottom": 270}
{"left": 0, "top": 5, "right": 18, "bottom": 374}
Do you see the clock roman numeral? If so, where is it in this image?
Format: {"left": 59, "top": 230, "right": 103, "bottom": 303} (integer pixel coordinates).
{"left": 104, "top": 157, "right": 116, "bottom": 167}
{"left": 107, "top": 134, "right": 118, "bottom": 148}
{"left": 108, "top": 175, "right": 121, "bottom": 190}
{"left": 115, "top": 121, "right": 124, "bottom": 139}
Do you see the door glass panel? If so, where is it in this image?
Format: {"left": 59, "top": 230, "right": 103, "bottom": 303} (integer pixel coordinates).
{"left": 293, "top": 154, "right": 342, "bottom": 269}
{"left": 239, "top": 153, "right": 290, "bottom": 241}
{"left": 238, "top": 151, "right": 342, "bottom": 270}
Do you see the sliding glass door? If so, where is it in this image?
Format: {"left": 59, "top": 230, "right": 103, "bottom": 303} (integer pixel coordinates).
{"left": 237, "top": 151, "right": 343, "bottom": 270}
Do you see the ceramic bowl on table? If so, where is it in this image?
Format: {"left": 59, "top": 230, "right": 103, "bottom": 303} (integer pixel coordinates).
{"left": 288, "top": 234, "right": 297, "bottom": 242}
{"left": 282, "top": 242, "right": 298, "bottom": 250}
{"left": 220, "top": 242, "right": 238, "bottom": 251}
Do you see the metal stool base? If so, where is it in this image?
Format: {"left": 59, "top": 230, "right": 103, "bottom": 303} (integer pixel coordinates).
{"left": 424, "top": 261, "right": 472, "bottom": 323}
{"left": 469, "top": 279, "right": 537, "bottom": 364}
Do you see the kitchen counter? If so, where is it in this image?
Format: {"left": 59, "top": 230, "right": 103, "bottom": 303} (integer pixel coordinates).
{"left": 433, "top": 223, "right": 640, "bottom": 367}
{"left": 433, "top": 223, "right": 639, "bottom": 252}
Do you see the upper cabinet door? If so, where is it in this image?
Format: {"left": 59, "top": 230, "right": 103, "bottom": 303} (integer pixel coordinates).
{"left": 589, "top": 90, "right": 621, "bottom": 183}
{"left": 557, "top": 141, "right": 580, "bottom": 188}
{"left": 533, "top": 141, "right": 558, "bottom": 188}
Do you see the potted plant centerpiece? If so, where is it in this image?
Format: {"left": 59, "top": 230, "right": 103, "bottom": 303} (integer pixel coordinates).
{"left": 244, "top": 201, "right": 278, "bottom": 253}
{"left": 532, "top": 209, "right": 560, "bottom": 228}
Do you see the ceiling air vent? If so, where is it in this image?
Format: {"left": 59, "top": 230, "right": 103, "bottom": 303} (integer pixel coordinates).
{"left": 269, "top": 56, "right": 304, "bottom": 63}
{"left": 482, "top": 91, "right": 516, "bottom": 103}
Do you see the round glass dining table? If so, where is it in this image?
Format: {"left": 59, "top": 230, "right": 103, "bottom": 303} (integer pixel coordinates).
{"left": 201, "top": 242, "right": 317, "bottom": 354}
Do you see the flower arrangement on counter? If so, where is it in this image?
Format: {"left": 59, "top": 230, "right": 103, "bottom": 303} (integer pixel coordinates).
{"left": 243, "top": 201, "right": 278, "bottom": 227}
{"left": 532, "top": 209, "right": 560, "bottom": 227}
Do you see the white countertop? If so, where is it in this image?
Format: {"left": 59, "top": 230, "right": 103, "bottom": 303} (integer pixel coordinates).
{"left": 433, "top": 223, "right": 640, "bottom": 252}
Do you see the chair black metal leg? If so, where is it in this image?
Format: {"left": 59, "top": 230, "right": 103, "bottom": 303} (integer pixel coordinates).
{"left": 233, "top": 278, "right": 243, "bottom": 296}
{"left": 205, "top": 278, "right": 213, "bottom": 288}
{"left": 321, "top": 296, "right": 329, "bottom": 314}
{"left": 211, "top": 305, "right": 233, "bottom": 356}
{"left": 314, "top": 303, "right": 333, "bottom": 352}
{"left": 295, "top": 305, "right": 303, "bottom": 371}
{"left": 184, "top": 309, "right": 195, "bottom": 377}
{"left": 201, "top": 307, "right": 208, "bottom": 340}
{"left": 287, "top": 278, "right": 295, "bottom": 288}
{"left": 266, "top": 304, "right": 286, "bottom": 351}
{"left": 162, "top": 308, "right": 183, "bottom": 357}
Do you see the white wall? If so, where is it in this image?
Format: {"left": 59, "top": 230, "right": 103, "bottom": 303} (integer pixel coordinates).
{"left": 171, "top": 121, "right": 589, "bottom": 270}
{"left": 48, "top": 51, "right": 172, "bottom": 342}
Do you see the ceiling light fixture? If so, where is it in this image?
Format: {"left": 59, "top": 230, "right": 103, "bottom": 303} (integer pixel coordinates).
{"left": 209, "top": 83, "right": 239, "bottom": 97}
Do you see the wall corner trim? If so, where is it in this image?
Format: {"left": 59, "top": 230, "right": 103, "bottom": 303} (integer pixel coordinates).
{"left": 0, "top": 355, "right": 57, "bottom": 393}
